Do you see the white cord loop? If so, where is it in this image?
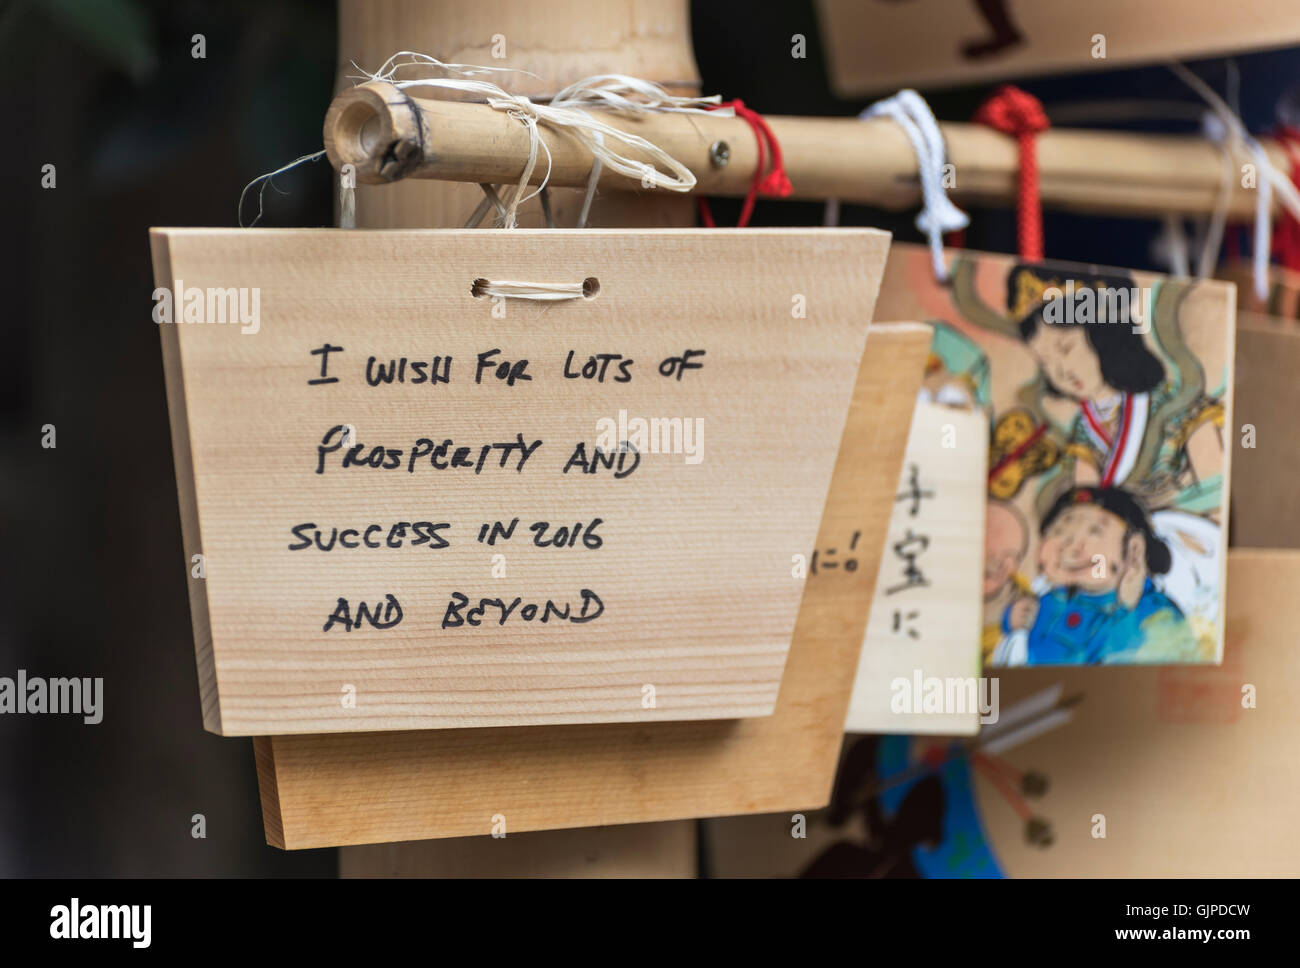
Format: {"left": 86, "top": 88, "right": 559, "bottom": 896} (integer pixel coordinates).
{"left": 861, "top": 89, "right": 969, "bottom": 281}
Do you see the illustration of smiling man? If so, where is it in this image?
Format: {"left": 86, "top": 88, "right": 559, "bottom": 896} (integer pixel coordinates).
{"left": 993, "top": 486, "right": 1194, "bottom": 665}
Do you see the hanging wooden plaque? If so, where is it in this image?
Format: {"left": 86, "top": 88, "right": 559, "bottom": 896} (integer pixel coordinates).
{"left": 707, "top": 551, "right": 1300, "bottom": 878}
{"left": 1221, "top": 261, "right": 1300, "bottom": 321}
{"left": 876, "top": 243, "right": 1235, "bottom": 667}
{"left": 150, "top": 227, "right": 888, "bottom": 735}
{"left": 816, "top": 0, "right": 1300, "bottom": 95}
{"left": 1231, "top": 315, "right": 1300, "bottom": 548}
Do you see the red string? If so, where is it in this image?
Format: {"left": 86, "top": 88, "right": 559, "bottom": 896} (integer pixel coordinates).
{"left": 697, "top": 99, "right": 792, "bottom": 228}
{"left": 974, "top": 85, "right": 1050, "bottom": 261}
{"left": 987, "top": 421, "right": 1048, "bottom": 484}
{"left": 1225, "top": 223, "right": 1242, "bottom": 264}
{"left": 972, "top": 753, "right": 1034, "bottom": 822}
{"left": 1269, "top": 125, "right": 1300, "bottom": 271}
{"left": 976, "top": 751, "right": 1025, "bottom": 786}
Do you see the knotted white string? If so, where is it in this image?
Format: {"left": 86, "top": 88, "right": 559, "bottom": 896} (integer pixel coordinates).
{"left": 576, "top": 131, "right": 605, "bottom": 229}
{"left": 1171, "top": 62, "right": 1300, "bottom": 301}
{"left": 1196, "top": 111, "right": 1235, "bottom": 280}
{"left": 352, "top": 52, "right": 727, "bottom": 228}
{"left": 1157, "top": 214, "right": 1190, "bottom": 278}
{"left": 1199, "top": 108, "right": 1271, "bottom": 299}
{"left": 861, "top": 90, "right": 969, "bottom": 281}
{"left": 237, "top": 149, "right": 326, "bottom": 227}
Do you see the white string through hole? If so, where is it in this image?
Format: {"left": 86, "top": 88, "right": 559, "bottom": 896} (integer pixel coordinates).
{"left": 471, "top": 277, "right": 601, "bottom": 301}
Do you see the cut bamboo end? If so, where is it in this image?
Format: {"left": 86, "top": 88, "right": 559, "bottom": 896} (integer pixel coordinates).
{"left": 324, "top": 82, "right": 426, "bottom": 183}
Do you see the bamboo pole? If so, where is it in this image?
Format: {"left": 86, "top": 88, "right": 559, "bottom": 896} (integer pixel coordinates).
{"left": 324, "top": 80, "right": 1287, "bottom": 219}
{"left": 334, "top": 0, "right": 700, "bottom": 229}
{"left": 319, "top": 0, "right": 702, "bottom": 877}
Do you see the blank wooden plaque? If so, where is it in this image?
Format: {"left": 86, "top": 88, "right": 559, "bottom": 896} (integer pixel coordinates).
{"left": 816, "top": 0, "right": 1300, "bottom": 96}
{"left": 1230, "top": 317, "right": 1300, "bottom": 549}
{"left": 151, "top": 228, "right": 888, "bottom": 736}
{"left": 339, "top": 821, "right": 698, "bottom": 878}
{"left": 941, "top": 550, "right": 1299, "bottom": 877}
{"left": 708, "top": 550, "right": 1300, "bottom": 877}
{"left": 254, "top": 323, "right": 932, "bottom": 848}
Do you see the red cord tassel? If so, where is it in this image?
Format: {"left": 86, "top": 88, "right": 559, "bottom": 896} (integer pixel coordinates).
{"left": 698, "top": 99, "right": 792, "bottom": 228}
{"left": 1269, "top": 125, "right": 1300, "bottom": 271}
{"left": 974, "top": 85, "right": 1050, "bottom": 261}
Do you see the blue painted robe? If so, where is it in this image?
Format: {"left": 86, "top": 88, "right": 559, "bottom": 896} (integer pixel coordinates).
{"left": 1003, "top": 579, "right": 1192, "bottom": 664}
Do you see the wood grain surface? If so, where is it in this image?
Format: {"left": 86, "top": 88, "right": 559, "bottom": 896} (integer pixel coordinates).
{"left": 253, "top": 322, "right": 931, "bottom": 848}
{"left": 153, "top": 228, "right": 888, "bottom": 735}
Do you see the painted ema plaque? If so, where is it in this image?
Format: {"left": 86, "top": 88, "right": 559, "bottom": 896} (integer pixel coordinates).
{"left": 150, "top": 228, "right": 890, "bottom": 735}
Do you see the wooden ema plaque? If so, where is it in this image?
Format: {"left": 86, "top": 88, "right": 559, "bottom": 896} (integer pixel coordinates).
{"left": 705, "top": 552, "right": 1300, "bottom": 878}
{"left": 150, "top": 227, "right": 889, "bottom": 736}
{"left": 876, "top": 244, "right": 1235, "bottom": 668}
{"left": 706, "top": 341, "right": 1300, "bottom": 876}
{"left": 1231, "top": 315, "right": 1300, "bottom": 549}
{"left": 816, "top": 0, "right": 1300, "bottom": 95}
{"left": 253, "top": 323, "right": 931, "bottom": 848}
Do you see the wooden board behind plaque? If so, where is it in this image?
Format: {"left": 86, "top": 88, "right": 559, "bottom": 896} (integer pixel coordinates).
{"left": 253, "top": 323, "right": 932, "bottom": 848}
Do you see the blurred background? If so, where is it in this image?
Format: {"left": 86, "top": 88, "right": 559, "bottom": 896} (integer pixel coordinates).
{"left": 1, "top": 0, "right": 1296, "bottom": 875}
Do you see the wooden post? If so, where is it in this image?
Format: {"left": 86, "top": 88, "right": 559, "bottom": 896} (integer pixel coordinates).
{"left": 336, "top": 0, "right": 701, "bottom": 230}
{"left": 331, "top": 0, "right": 701, "bottom": 877}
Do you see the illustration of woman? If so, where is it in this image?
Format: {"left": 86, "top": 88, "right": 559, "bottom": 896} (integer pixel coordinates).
{"left": 1015, "top": 278, "right": 1223, "bottom": 514}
